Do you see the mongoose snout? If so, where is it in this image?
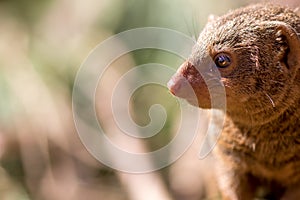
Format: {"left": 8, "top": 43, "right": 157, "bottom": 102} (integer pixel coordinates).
{"left": 168, "top": 61, "right": 211, "bottom": 108}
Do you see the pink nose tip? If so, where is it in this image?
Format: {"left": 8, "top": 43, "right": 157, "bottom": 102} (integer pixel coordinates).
{"left": 167, "top": 75, "right": 190, "bottom": 98}
{"left": 167, "top": 78, "right": 178, "bottom": 95}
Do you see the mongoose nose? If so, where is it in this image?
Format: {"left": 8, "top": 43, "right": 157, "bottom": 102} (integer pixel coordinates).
{"left": 168, "top": 61, "right": 196, "bottom": 98}
{"left": 167, "top": 74, "right": 190, "bottom": 98}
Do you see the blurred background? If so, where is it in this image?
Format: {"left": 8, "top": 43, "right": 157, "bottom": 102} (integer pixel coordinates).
{"left": 0, "top": 0, "right": 298, "bottom": 199}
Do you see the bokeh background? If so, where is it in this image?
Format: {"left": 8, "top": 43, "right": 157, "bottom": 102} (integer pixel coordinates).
{"left": 0, "top": 0, "right": 298, "bottom": 199}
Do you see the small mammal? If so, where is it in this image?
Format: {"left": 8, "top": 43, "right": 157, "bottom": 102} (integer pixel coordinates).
{"left": 168, "top": 4, "right": 300, "bottom": 200}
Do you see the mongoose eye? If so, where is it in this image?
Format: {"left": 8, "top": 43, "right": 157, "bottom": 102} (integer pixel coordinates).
{"left": 214, "top": 53, "right": 232, "bottom": 68}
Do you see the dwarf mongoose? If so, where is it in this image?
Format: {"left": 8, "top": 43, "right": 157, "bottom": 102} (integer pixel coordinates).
{"left": 168, "top": 4, "right": 300, "bottom": 200}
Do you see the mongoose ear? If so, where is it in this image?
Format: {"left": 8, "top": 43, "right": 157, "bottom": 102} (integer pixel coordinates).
{"left": 268, "top": 21, "right": 300, "bottom": 70}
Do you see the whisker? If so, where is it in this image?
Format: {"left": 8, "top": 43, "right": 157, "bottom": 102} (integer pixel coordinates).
{"left": 183, "top": 9, "right": 201, "bottom": 44}
{"left": 183, "top": 16, "right": 196, "bottom": 43}
{"left": 263, "top": 91, "right": 275, "bottom": 108}
{"left": 240, "top": 85, "right": 277, "bottom": 121}
{"left": 253, "top": 84, "right": 276, "bottom": 110}
{"left": 192, "top": 12, "right": 200, "bottom": 39}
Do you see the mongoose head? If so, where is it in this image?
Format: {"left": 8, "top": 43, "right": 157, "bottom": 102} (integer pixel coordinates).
{"left": 168, "top": 4, "right": 300, "bottom": 124}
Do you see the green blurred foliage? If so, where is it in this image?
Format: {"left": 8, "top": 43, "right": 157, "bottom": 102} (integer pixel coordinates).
{"left": 0, "top": 0, "right": 258, "bottom": 199}
{"left": 0, "top": 0, "right": 53, "bottom": 26}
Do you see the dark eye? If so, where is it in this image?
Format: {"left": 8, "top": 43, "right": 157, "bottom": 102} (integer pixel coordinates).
{"left": 214, "top": 53, "right": 232, "bottom": 68}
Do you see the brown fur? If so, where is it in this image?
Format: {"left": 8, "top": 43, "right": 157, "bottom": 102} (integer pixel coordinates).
{"left": 168, "top": 4, "right": 300, "bottom": 200}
